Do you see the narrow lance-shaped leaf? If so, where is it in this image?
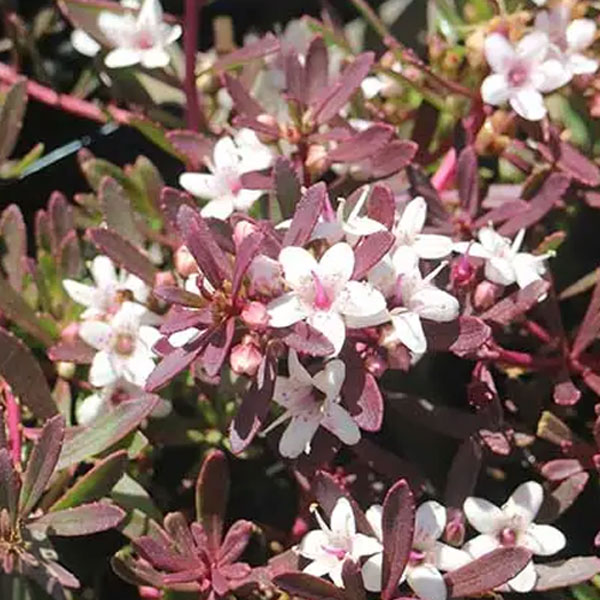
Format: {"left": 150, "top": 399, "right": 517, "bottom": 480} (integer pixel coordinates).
{"left": 283, "top": 182, "right": 326, "bottom": 248}
{"left": 0, "top": 204, "right": 26, "bottom": 291}
{"left": 273, "top": 572, "right": 346, "bottom": 600}
{"left": 342, "top": 558, "right": 367, "bottom": 600}
{"left": 0, "top": 448, "right": 20, "bottom": 520}
{"left": 213, "top": 33, "right": 280, "bottom": 71}
{"left": 99, "top": 176, "right": 143, "bottom": 247}
{"left": 0, "top": 78, "right": 27, "bottom": 164}
{"left": 273, "top": 156, "right": 301, "bottom": 220}
{"left": 535, "top": 557, "right": 600, "bottom": 590}
{"left": 19, "top": 415, "right": 65, "bottom": 517}
{"left": 457, "top": 145, "right": 479, "bottom": 217}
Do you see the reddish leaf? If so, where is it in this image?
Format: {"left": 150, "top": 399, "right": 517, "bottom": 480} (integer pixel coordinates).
{"left": 214, "top": 34, "right": 280, "bottom": 71}
{"left": 475, "top": 200, "right": 530, "bottom": 228}
{"left": 445, "top": 547, "right": 531, "bottom": 597}
{"left": 444, "top": 437, "right": 482, "bottom": 508}
{"left": 273, "top": 156, "right": 302, "bottom": 220}
{"left": 283, "top": 182, "right": 326, "bottom": 247}
{"left": 407, "top": 165, "right": 450, "bottom": 225}
{"left": 573, "top": 272, "right": 600, "bottom": 357}
{"left": 233, "top": 232, "right": 264, "bottom": 298}
{"left": 367, "top": 140, "right": 418, "bottom": 178}
{"left": 538, "top": 472, "right": 589, "bottom": 522}
{"left": 423, "top": 317, "right": 491, "bottom": 355}
{"left": 223, "top": 74, "right": 263, "bottom": 118}
{"left": 30, "top": 503, "right": 125, "bottom": 536}
{"left": 145, "top": 343, "right": 207, "bottom": 393}
{"left": 541, "top": 459, "right": 584, "bottom": 481}
{"left": 285, "top": 52, "right": 307, "bottom": 104}
{"left": 201, "top": 319, "right": 235, "bottom": 378}
{"left": 351, "top": 373, "right": 384, "bottom": 432}
{"left": 58, "top": 230, "right": 83, "bottom": 279}
{"left": 457, "top": 145, "right": 479, "bottom": 216}
{"left": 0, "top": 448, "right": 19, "bottom": 519}
{"left": 0, "top": 204, "right": 26, "bottom": 291}
{"left": 535, "top": 557, "right": 600, "bottom": 590}
{"left": 381, "top": 480, "right": 415, "bottom": 600}
{"left": 274, "top": 572, "right": 346, "bottom": 600}
{"left": 99, "top": 176, "right": 143, "bottom": 246}
{"left": 133, "top": 536, "right": 196, "bottom": 572}
{"left": 342, "top": 558, "right": 367, "bottom": 600}
{"left": 281, "top": 322, "right": 334, "bottom": 356}
{"left": 218, "top": 520, "right": 254, "bottom": 565}
{"left": 367, "top": 184, "right": 395, "bottom": 229}
{"left": 165, "top": 130, "right": 213, "bottom": 171}
{"left": 153, "top": 286, "right": 205, "bottom": 308}
{"left": 327, "top": 124, "right": 394, "bottom": 163}
{"left": 48, "top": 338, "right": 95, "bottom": 364}
{"left": 305, "top": 36, "right": 329, "bottom": 106}
{"left": 538, "top": 139, "right": 600, "bottom": 187}
{"left": 352, "top": 231, "right": 395, "bottom": 280}
{"left": 480, "top": 281, "right": 549, "bottom": 326}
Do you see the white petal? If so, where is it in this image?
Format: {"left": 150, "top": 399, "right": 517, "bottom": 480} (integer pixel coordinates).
{"left": 200, "top": 197, "right": 235, "bottom": 220}
{"left": 79, "top": 321, "right": 112, "bottom": 350}
{"left": 279, "top": 246, "right": 319, "bottom": 290}
{"left": 432, "top": 543, "right": 472, "bottom": 572}
{"left": 463, "top": 497, "right": 503, "bottom": 534}
{"left": 522, "top": 524, "right": 566, "bottom": 556}
{"left": 98, "top": 11, "right": 136, "bottom": 45}
{"left": 138, "top": 325, "right": 161, "bottom": 352}
{"left": 168, "top": 327, "right": 201, "bottom": 348}
{"left": 415, "top": 501, "right": 446, "bottom": 548}
{"left": 508, "top": 560, "right": 537, "bottom": 592}
{"left": 329, "top": 560, "right": 345, "bottom": 588}
{"left": 164, "top": 23, "right": 183, "bottom": 45}
{"left": 141, "top": 47, "right": 170, "bottom": 69}
{"left": 352, "top": 533, "right": 383, "bottom": 558}
{"left": 71, "top": 29, "right": 101, "bottom": 57}
{"left": 567, "top": 53, "right": 599, "bottom": 75}
{"left": 390, "top": 310, "right": 427, "bottom": 354}
{"left": 309, "top": 311, "right": 347, "bottom": 356}
{"left": 504, "top": 481, "right": 543, "bottom": 526}
{"left": 409, "top": 287, "right": 459, "bottom": 322}
{"left": 299, "top": 530, "right": 331, "bottom": 560}
{"left": 123, "top": 351, "right": 155, "bottom": 387}
{"left": 398, "top": 196, "right": 427, "bottom": 237}
{"left": 104, "top": 47, "right": 142, "bottom": 68}
{"left": 91, "top": 255, "right": 117, "bottom": 289}
{"left": 344, "top": 216, "right": 387, "bottom": 238}
{"left": 407, "top": 564, "right": 447, "bottom": 600}
{"left": 303, "top": 557, "right": 338, "bottom": 578}
{"left": 462, "top": 533, "right": 500, "bottom": 559}
{"left": 368, "top": 254, "right": 397, "bottom": 298}
{"left": 512, "top": 254, "right": 545, "bottom": 289}
{"left": 484, "top": 33, "right": 515, "bottom": 74}
{"left": 337, "top": 281, "right": 388, "bottom": 328}
{"left": 509, "top": 87, "right": 547, "bottom": 121}
{"left": 272, "top": 377, "right": 312, "bottom": 409}
{"left": 481, "top": 73, "right": 511, "bottom": 106}
{"left": 63, "top": 280, "right": 96, "bottom": 307}
{"left": 392, "top": 245, "right": 419, "bottom": 275}
{"left": 413, "top": 235, "right": 453, "bottom": 260}
{"left": 137, "top": 0, "right": 163, "bottom": 29}
{"left": 318, "top": 243, "right": 355, "bottom": 293}
{"left": 330, "top": 497, "right": 356, "bottom": 537}
{"left": 365, "top": 505, "right": 383, "bottom": 541}
{"left": 478, "top": 227, "right": 507, "bottom": 253}
{"left": 278, "top": 410, "right": 321, "bottom": 458}
{"left": 89, "top": 351, "right": 117, "bottom": 387}
{"left": 179, "top": 173, "right": 220, "bottom": 199}
{"left": 322, "top": 402, "right": 361, "bottom": 446}
{"left": 361, "top": 552, "right": 383, "bottom": 592}
{"left": 313, "top": 359, "right": 345, "bottom": 399}
{"left": 213, "top": 136, "right": 239, "bottom": 171}
{"left": 485, "top": 257, "right": 516, "bottom": 286}
{"left": 267, "top": 292, "right": 307, "bottom": 328}
{"left": 76, "top": 392, "right": 107, "bottom": 425}
{"left": 516, "top": 31, "right": 549, "bottom": 64}
{"left": 233, "top": 189, "right": 263, "bottom": 211}
{"left": 288, "top": 349, "right": 313, "bottom": 387}
{"left": 535, "top": 59, "right": 571, "bottom": 92}
{"left": 567, "top": 19, "right": 597, "bottom": 53}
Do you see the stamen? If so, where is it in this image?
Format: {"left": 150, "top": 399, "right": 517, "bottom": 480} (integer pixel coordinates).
{"left": 312, "top": 271, "right": 331, "bottom": 310}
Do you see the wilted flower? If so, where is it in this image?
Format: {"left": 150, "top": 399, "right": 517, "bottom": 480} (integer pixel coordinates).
{"left": 298, "top": 497, "right": 382, "bottom": 587}
{"left": 463, "top": 481, "right": 566, "bottom": 592}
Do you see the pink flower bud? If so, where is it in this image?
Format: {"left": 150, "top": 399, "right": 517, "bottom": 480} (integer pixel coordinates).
{"left": 233, "top": 220, "right": 258, "bottom": 249}
{"left": 138, "top": 586, "right": 162, "bottom": 599}
{"left": 365, "top": 353, "right": 388, "bottom": 378}
{"left": 174, "top": 245, "right": 198, "bottom": 278}
{"left": 292, "top": 516, "right": 309, "bottom": 541}
{"left": 230, "top": 339, "right": 263, "bottom": 377}
{"left": 247, "top": 255, "right": 283, "bottom": 297}
{"left": 473, "top": 280, "right": 500, "bottom": 310}
{"left": 444, "top": 508, "right": 465, "bottom": 546}
{"left": 61, "top": 322, "right": 80, "bottom": 343}
{"left": 450, "top": 255, "right": 476, "bottom": 290}
{"left": 154, "top": 271, "right": 176, "bottom": 288}
{"left": 241, "top": 301, "right": 269, "bottom": 330}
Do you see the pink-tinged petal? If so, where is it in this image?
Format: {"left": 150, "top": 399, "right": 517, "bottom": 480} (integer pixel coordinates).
{"left": 413, "top": 234, "right": 453, "bottom": 260}
{"left": 279, "top": 410, "right": 321, "bottom": 458}
{"left": 89, "top": 351, "right": 117, "bottom": 387}
{"left": 453, "top": 241, "right": 491, "bottom": 259}
{"left": 288, "top": 349, "right": 313, "bottom": 387}
{"left": 368, "top": 255, "right": 397, "bottom": 299}
{"left": 200, "top": 197, "right": 235, "bottom": 220}
{"left": 279, "top": 246, "right": 319, "bottom": 290}
{"left": 179, "top": 173, "right": 220, "bottom": 199}
{"left": 213, "top": 136, "right": 239, "bottom": 170}
{"left": 390, "top": 310, "right": 427, "bottom": 354}
{"left": 337, "top": 281, "right": 388, "bottom": 328}
{"left": 299, "top": 530, "right": 331, "bottom": 560}
{"left": 504, "top": 481, "right": 543, "bottom": 526}
{"left": 79, "top": 321, "right": 112, "bottom": 350}
{"left": 432, "top": 542, "right": 471, "bottom": 572}
{"left": 522, "top": 524, "right": 566, "bottom": 556}
{"left": 567, "top": 19, "right": 597, "bottom": 53}
{"left": 91, "top": 255, "right": 117, "bottom": 289}
{"left": 63, "top": 280, "right": 96, "bottom": 307}
{"left": 267, "top": 292, "right": 307, "bottom": 328}
{"left": 392, "top": 245, "right": 419, "bottom": 275}
{"left": 567, "top": 53, "right": 599, "bottom": 75}
{"left": 409, "top": 287, "right": 459, "bottom": 323}
{"left": 462, "top": 533, "right": 500, "bottom": 559}
{"left": 481, "top": 74, "right": 511, "bottom": 106}
{"left": 313, "top": 359, "right": 345, "bottom": 399}
{"left": 362, "top": 552, "right": 383, "bottom": 592}
{"left": 507, "top": 559, "right": 537, "bottom": 592}
{"left": 512, "top": 254, "right": 545, "bottom": 289}
{"left": 365, "top": 505, "right": 383, "bottom": 541}
{"left": 515, "top": 31, "right": 549, "bottom": 63}
{"left": 141, "top": 47, "right": 170, "bottom": 69}
{"left": 485, "top": 257, "right": 516, "bottom": 286}
{"left": 168, "top": 327, "right": 201, "bottom": 348}
{"left": 138, "top": 0, "right": 163, "bottom": 28}
{"left": 484, "top": 33, "right": 515, "bottom": 73}
{"left": 330, "top": 497, "right": 356, "bottom": 537}
{"left": 303, "top": 556, "right": 338, "bottom": 578}
{"left": 318, "top": 243, "right": 355, "bottom": 292}
{"left": 233, "top": 189, "right": 263, "bottom": 211}
{"left": 463, "top": 497, "right": 503, "bottom": 534}
{"left": 535, "top": 59, "right": 571, "bottom": 92}
{"left": 322, "top": 402, "right": 361, "bottom": 446}
{"left": 398, "top": 196, "right": 427, "bottom": 237}
{"left": 414, "top": 501, "right": 446, "bottom": 548}
{"left": 509, "top": 88, "right": 546, "bottom": 121}
{"left": 352, "top": 533, "right": 383, "bottom": 558}
{"left": 272, "top": 376, "right": 312, "bottom": 409}
{"left": 76, "top": 392, "right": 107, "bottom": 425}
{"left": 407, "top": 563, "right": 447, "bottom": 600}
{"left": 104, "top": 47, "right": 142, "bottom": 68}
{"left": 309, "top": 311, "right": 347, "bottom": 356}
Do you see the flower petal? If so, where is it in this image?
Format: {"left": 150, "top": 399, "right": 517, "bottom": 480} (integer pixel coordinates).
{"left": 508, "top": 559, "right": 537, "bottom": 593}
{"left": 313, "top": 359, "right": 345, "bottom": 398}
{"left": 79, "top": 321, "right": 112, "bottom": 350}
{"left": 89, "top": 351, "right": 117, "bottom": 387}
{"left": 361, "top": 552, "right": 383, "bottom": 592}
{"left": 535, "top": 59, "right": 571, "bottom": 92}
{"left": 390, "top": 310, "right": 427, "bottom": 354}
{"left": 567, "top": 53, "right": 599, "bottom": 75}
{"left": 463, "top": 497, "right": 503, "bottom": 534}
{"left": 503, "top": 480, "right": 543, "bottom": 526}
{"left": 398, "top": 196, "right": 427, "bottom": 237}
{"left": 516, "top": 31, "right": 549, "bottom": 64}
{"left": 278, "top": 410, "right": 321, "bottom": 458}
{"left": 522, "top": 524, "right": 566, "bottom": 556}
{"left": 63, "top": 280, "right": 96, "bottom": 308}
{"left": 512, "top": 254, "right": 545, "bottom": 289}
{"left": 567, "top": 19, "right": 597, "bottom": 53}
{"left": 213, "top": 136, "right": 239, "bottom": 171}
{"left": 104, "top": 47, "right": 142, "bottom": 68}
{"left": 462, "top": 533, "right": 500, "bottom": 559}
{"left": 76, "top": 392, "right": 107, "bottom": 425}
{"left": 510, "top": 87, "right": 547, "bottom": 121}
{"left": 71, "top": 29, "right": 101, "bottom": 57}
{"left": 484, "top": 33, "right": 515, "bottom": 74}
{"left": 365, "top": 504, "right": 383, "bottom": 541}
{"left": 279, "top": 246, "right": 319, "bottom": 290}
{"left": 267, "top": 292, "right": 307, "bottom": 328}
{"left": 288, "top": 349, "right": 313, "bottom": 387}
{"left": 392, "top": 244, "right": 419, "bottom": 275}
{"left": 414, "top": 501, "right": 446, "bottom": 548}
{"left": 309, "top": 310, "right": 347, "bottom": 356}
{"left": 330, "top": 497, "right": 355, "bottom": 537}
{"left": 321, "top": 402, "right": 361, "bottom": 446}
{"left": 407, "top": 563, "right": 447, "bottom": 600}
{"left": 141, "top": 47, "right": 170, "bottom": 69}
{"left": 303, "top": 556, "right": 337, "bottom": 578}
{"left": 200, "top": 197, "right": 236, "bottom": 220}
{"left": 318, "top": 243, "right": 355, "bottom": 293}
{"left": 485, "top": 257, "right": 516, "bottom": 286}
{"left": 352, "top": 533, "right": 383, "bottom": 558}
{"left": 179, "top": 173, "right": 221, "bottom": 199}
{"left": 481, "top": 74, "right": 511, "bottom": 106}
{"left": 413, "top": 234, "right": 453, "bottom": 260}
{"left": 409, "top": 287, "right": 459, "bottom": 322}
{"left": 432, "top": 542, "right": 472, "bottom": 572}
{"left": 298, "top": 530, "right": 331, "bottom": 560}
{"left": 337, "top": 281, "right": 388, "bottom": 328}
{"left": 91, "top": 255, "right": 117, "bottom": 289}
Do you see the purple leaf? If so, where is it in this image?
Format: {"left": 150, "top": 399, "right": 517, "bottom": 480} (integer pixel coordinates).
{"left": 133, "top": 536, "right": 197, "bottom": 572}
{"left": 0, "top": 204, "right": 26, "bottom": 291}
{"left": 0, "top": 328, "right": 58, "bottom": 418}
{"left": 19, "top": 415, "right": 65, "bottom": 517}
{"left": 48, "top": 339, "right": 95, "bottom": 364}
{"left": 30, "top": 502, "right": 125, "bottom": 536}
{"left": 160, "top": 306, "right": 213, "bottom": 335}
{"left": 480, "top": 281, "right": 549, "bottom": 326}
{"left": 223, "top": 74, "right": 264, "bottom": 118}
{"left": 153, "top": 285, "right": 205, "bottom": 308}
{"left": 214, "top": 33, "right": 280, "bottom": 71}
{"left": 535, "top": 557, "right": 600, "bottom": 590}
{"left": 99, "top": 176, "right": 143, "bottom": 246}
{"left": 341, "top": 558, "right": 367, "bottom": 600}
{"left": 352, "top": 231, "right": 395, "bottom": 280}
{"left": 159, "top": 186, "right": 196, "bottom": 231}
{"left": 285, "top": 52, "right": 307, "bottom": 104}
{"left": 313, "top": 52, "right": 374, "bottom": 125}
{"left": 444, "top": 437, "right": 482, "bottom": 508}
{"left": 165, "top": 130, "right": 213, "bottom": 171}
{"left": 281, "top": 322, "right": 334, "bottom": 356}
{"left": 274, "top": 572, "right": 346, "bottom": 600}
{"left": 0, "top": 79, "right": 27, "bottom": 164}
{"left": 538, "top": 472, "right": 589, "bottom": 522}
{"left": 233, "top": 232, "right": 264, "bottom": 298}
{"left": 381, "top": 479, "right": 415, "bottom": 600}
{"left": 445, "top": 547, "right": 531, "bottom": 597}
{"left": 145, "top": 343, "right": 206, "bottom": 392}
{"left": 367, "top": 140, "right": 418, "bottom": 179}
{"left": 0, "top": 448, "right": 20, "bottom": 519}
{"left": 176, "top": 205, "right": 232, "bottom": 288}
{"left": 87, "top": 227, "right": 157, "bottom": 285}
{"left": 201, "top": 318, "right": 235, "bottom": 378}
{"left": 573, "top": 272, "right": 600, "bottom": 357}
{"left": 305, "top": 36, "right": 329, "bottom": 106}
{"left": 49, "top": 191, "right": 74, "bottom": 250}
{"left": 350, "top": 372, "right": 384, "bottom": 432}
{"left": 232, "top": 115, "right": 280, "bottom": 139}
{"left": 367, "top": 184, "right": 395, "bottom": 229}
{"left": 58, "top": 230, "right": 83, "bottom": 279}
{"left": 273, "top": 156, "right": 302, "bottom": 220}
{"left": 218, "top": 520, "right": 254, "bottom": 565}
{"left": 475, "top": 200, "right": 530, "bottom": 228}
{"left": 283, "top": 182, "right": 327, "bottom": 247}
{"left": 538, "top": 139, "right": 600, "bottom": 187}
{"left": 541, "top": 459, "right": 584, "bottom": 481}
{"left": 423, "top": 317, "right": 491, "bottom": 355}
{"left": 457, "top": 145, "right": 479, "bottom": 217}
{"left": 327, "top": 124, "right": 394, "bottom": 163}
{"left": 407, "top": 166, "right": 450, "bottom": 225}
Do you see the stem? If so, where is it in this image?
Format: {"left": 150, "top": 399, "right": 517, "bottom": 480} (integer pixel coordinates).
{"left": 523, "top": 320, "right": 553, "bottom": 344}
{"left": 184, "top": 0, "right": 203, "bottom": 131}
{"left": 3, "top": 384, "right": 21, "bottom": 468}
{"left": 493, "top": 346, "right": 563, "bottom": 371}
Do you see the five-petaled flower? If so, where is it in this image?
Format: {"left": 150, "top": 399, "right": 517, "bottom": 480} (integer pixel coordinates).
{"left": 463, "top": 481, "right": 566, "bottom": 592}
{"left": 298, "top": 497, "right": 382, "bottom": 587}
{"left": 263, "top": 350, "right": 359, "bottom": 458}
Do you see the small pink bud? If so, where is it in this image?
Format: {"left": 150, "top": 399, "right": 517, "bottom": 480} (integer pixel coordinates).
{"left": 138, "top": 586, "right": 162, "bottom": 599}
{"left": 154, "top": 271, "right": 176, "bottom": 288}
{"left": 61, "top": 322, "right": 80, "bottom": 344}
{"left": 473, "top": 280, "right": 500, "bottom": 310}
{"left": 593, "top": 454, "right": 600, "bottom": 472}
{"left": 174, "top": 245, "right": 198, "bottom": 278}
{"left": 292, "top": 516, "right": 309, "bottom": 541}
{"left": 241, "top": 301, "right": 270, "bottom": 330}
{"left": 444, "top": 508, "right": 465, "bottom": 546}
{"left": 230, "top": 339, "right": 263, "bottom": 377}
{"left": 247, "top": 255, "right": 283, "bottom": 297}
{"left": 233, "top": 220, "right": 258, "bottom": 249}
{"left": 450, "top": 255, "right": 476, "bottom": 289}
{"left": 365, "top": 353, "right": 388, "bottom": 378}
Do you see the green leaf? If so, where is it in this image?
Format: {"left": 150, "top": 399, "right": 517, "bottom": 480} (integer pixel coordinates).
{"left": 1, "top": 143, "right": 44, "bottom": 179}
{"left": 0, "top": 79, "right": 28, "bottom": 164}
{"left": 111, "top": 473, "right": 161, "bottom": 521}
{"left": 129, "top": 117, "right": 182, "bottom": 160}
{"left": 573, "top": 583, "right": 600, "bottom": 600}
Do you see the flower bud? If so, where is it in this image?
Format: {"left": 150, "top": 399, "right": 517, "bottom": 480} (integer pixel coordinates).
{"left": 56, "top": 361, "right": 76, "bottom": 380}
{"left": 138, "top": 586, "right": 162, "bottom": 599}
{"left": 473, "top": 280, "right": 500, "bottom": 310}
{"left": 174, "top": 245, "right": 198, "bottom": 278}
{"left": 364, "top": 353, "right": 388, "bottom": 378}
{"left": 154, "top": 271, "right": 176, "bottom": 288}
{"left": 306, "top": 144, "right": 328, "bottom": 177}
{"left": 61, "top": 322, "right": 80, "bottom": 344}
{"left": 230, "top": 338, "right": 263, "bottom": 377}
{"left": 247, "top": 255, "right": 283, "bottom": 297}
{"left": 241, "top": 301, "right": 270, "bottom": 330}
{"left": 450, "top": 254, "right": 476, "bottom": 290}
{"left": 444, "top": 508, "right": 465, "bottom": 546}
{"left": 233, "top": 220, "right": 258, "bottom": 249}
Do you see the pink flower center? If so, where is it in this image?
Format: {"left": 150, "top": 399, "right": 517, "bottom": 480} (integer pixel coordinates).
{"left": 114, "top": 333, "right": 136, "bottom": 356}
{"left": 136, "top": 30, "right": 155, "bottom": 50}
{"left": 312, "top": 271, "right": 332, "bottom": 310}
{"left": 409, "top": 549, "right": 426, "bottom": 565}
{"left": 229, "top": 178, "right": 243, "bottom": 196}
{"left": 499, "top": 527, "right": 517, "bottom": 546}
{"left": 322, "top": 545, "right": 347, "bottom": 560}
{"left": 508, "top": 62, "right": 529, "bottom": 88}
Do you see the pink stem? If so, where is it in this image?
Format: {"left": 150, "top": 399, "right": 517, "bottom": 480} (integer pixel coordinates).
{"left": 184, "top": 0, "right": 203, "bottom": 131}
{"left": 493, "top": 346, "right": 563, "bottom": 371}
{"left": 431, "top": 148, "right": 457, "bottom": 192}
{"left": 4, "top": 385, "right": 21, "bottom": 467}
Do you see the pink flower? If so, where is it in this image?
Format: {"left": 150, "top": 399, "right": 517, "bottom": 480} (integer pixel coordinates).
{"left": 230, "top": 338, "right": 263, "bottom": 377}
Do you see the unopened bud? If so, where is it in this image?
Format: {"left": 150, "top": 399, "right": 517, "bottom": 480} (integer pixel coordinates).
{"left": 444, "top": 508, "right": 465, "bottom": 546}
{"left": 473, "top": 280, "right": 500, "bottom": 310}
{"left": 233, "top": 220, "right": 258, "bottom": 249}
{"left": 61, "top": 322, "right": 80, "bottom": 344}
{"left": 306, "top": 144, "right": 328, "bottom": 176}
{"left": 247, "top": 255, "right": 283, "bottom": 297}
{"left": 174, "top": 246, "right": 198, "bottom": 278}
{"left": 230, "top": 339, "right": 263, "bottom": 377}
{"left": 56, "top": 361, "right": 76, "bottom": 380}
{"left": 241, "top": 301, "right": 270, "bottom": 330}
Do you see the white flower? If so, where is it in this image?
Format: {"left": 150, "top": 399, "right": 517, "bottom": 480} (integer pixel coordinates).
{"left": 299, "top": 497, "right": 382, "bottom": 587}
{"left": 98, "top": 0, "right": 182, "bottom": 69}
{"left": 392, "top": 197, "right": 453, "bottom": 274}
{"left": 361, "top": 501, "right": 471, "bottom": 600}
{"left": 263, "top": 350, "right": 360, "bottom": 458}
{"left": 63, "top": 255, "right": 150, "bottom": 319}
{"left": 535, "top": 5, "right": 598, "bottom": 77}
{"left": 370, "top": 261, "right": 459, "bottom": 354}
{"left": 481, "top": 31, "right": 571, "bottom": 121}
{"left": 180, "top": 129, "right": 273, "bottom": 220}
{"left": 454, "top": 227, "right": 549, "bottom": 289}
{"left": 267, "top": 243, "right": 389, "bottom": 355}
{"left": 463, "top": 481, "right": 566, "bottom": 592}
{"left": 79, "top": 301, "right": 162, "bottom": 389}
{"left": 531, "top": 0, "right": 546, "bottom": 5}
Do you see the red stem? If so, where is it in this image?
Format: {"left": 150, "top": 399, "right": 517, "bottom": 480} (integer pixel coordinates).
{"left": 492, "top": 345, "right": 563, "bottom": 371}
{"left": 3, "top": 384, "right": 21, "bottom": 468}
{"left": 523, "top": 320, "right": 553, "bottom": 344}
{"left": 184, "top": 0, "right": 203, "bottom": 131}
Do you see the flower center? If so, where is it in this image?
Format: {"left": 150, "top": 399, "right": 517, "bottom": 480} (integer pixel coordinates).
{"left": 136, "top": 30, "right": 155, "bottom": 50}
{"left": 499, "top": 527, "right": 517, "bottom": 546}
{"left": 321, "top": 545, "right": 347, "bottom": 560}
{"left": 508, "top": 62, "right": 529, "bottom": 88}
{"left": 409, "top": 549, "right": 426, "bottom": 565}
{"left": 229, "top": 177, "right": 243, "bottom": 196}
{"left": 114, "top": 333, "right": 136, "bottom": 356}
{"left": 311, "top": 271, "right": 332, "bottom": 311}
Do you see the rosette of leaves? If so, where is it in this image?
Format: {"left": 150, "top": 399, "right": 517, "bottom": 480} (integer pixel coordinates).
{"left": 113, "top": 449, "right": 259, "bottom": 597}
{"left": 0, "top": 412, "right": 125, "bottom": 599}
